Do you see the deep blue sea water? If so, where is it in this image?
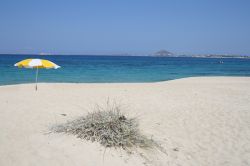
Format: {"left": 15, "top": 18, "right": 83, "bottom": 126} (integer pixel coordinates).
{"left": 0, "top": 54, "right": 250, "bottom": 85}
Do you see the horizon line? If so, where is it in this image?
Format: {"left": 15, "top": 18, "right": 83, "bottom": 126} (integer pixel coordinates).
{"left": 0, "top": 53, "right": 249, "bottom": 57}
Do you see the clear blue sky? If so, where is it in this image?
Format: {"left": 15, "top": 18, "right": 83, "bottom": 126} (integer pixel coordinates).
{"left": 0, "top": 0, "right": 249, "bottom": 55}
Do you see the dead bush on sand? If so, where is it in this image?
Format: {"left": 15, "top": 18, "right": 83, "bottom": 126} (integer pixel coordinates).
{"left": 52, "top": 101, "right": 157, "bottom": 151}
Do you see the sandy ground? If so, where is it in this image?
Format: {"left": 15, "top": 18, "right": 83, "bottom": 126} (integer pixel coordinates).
{"left": 0, "top": 77, "right": 250, "bottom": 166}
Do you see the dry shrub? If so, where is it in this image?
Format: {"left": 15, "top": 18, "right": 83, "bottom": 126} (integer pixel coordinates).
{"left": 51, "top": 101, "right": 155, "bottom": 150}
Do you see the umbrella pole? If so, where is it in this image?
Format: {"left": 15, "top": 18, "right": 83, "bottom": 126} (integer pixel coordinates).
{"left": 35, "top": 67, "right": 38, "bottom": 91}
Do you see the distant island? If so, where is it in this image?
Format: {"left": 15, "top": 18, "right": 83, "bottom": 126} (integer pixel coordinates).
{"left": 152, "top": 50, "right": 174, "bottom": 57}
{"left": 182, "top": 54, "right": 250, "bottom": 59}
{"left": 150, "top": 50, "right": 249, "bottom": 59}
{"left": 39, "top": 52, "right": 53, "bottom": 56}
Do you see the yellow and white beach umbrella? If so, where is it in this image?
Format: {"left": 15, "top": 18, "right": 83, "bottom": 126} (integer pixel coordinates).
{"left": 14, "top": 59, "right": 60, "bottom": 90}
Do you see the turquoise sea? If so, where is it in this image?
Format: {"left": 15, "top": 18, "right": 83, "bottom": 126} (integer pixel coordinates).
{"left": 0, "top": 54, "right": 250, "bottom": 85}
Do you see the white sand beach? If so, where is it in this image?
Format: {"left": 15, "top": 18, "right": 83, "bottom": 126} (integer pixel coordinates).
{"left": 0, "top": 77, "right": 250, "bottom": 166}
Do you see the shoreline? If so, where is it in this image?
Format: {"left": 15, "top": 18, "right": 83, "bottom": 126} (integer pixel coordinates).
{"left": 1, "top": 76, "right": 250, "bottom": 87}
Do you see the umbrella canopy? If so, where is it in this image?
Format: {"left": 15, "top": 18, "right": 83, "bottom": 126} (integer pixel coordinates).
{"left": 14, "top": 59, "right": 60, "bottom": 90}
{"left": 14, "top": 59, "right": 60, "bottom": 69}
